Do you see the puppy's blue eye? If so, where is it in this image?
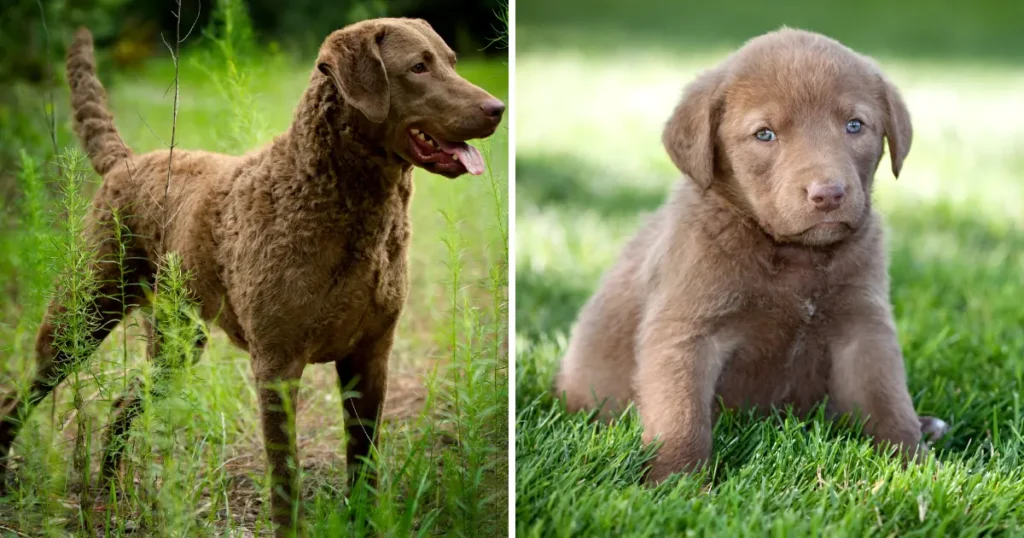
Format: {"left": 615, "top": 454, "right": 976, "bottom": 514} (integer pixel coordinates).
{"left": 754, "top": 128, "right": 776, "bottom": 142}
{"left": 846, "top": 119, "right": 863, "bottom": 133}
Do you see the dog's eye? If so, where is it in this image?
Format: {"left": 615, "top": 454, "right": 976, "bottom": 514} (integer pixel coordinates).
{"left": 845, "top": 119, "right": 863, "bottom": 134}
{"left": 754, "top": 128, "right": 776, "bottom": 142}
{"left": 411, "top": 63, "right": 428, "bottom": 74}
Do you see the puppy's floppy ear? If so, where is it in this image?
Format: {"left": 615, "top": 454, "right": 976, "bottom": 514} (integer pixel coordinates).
{"left": 663, "top": 68, "right": 725, "bottom": 189}
{"left": 317, "top": 25, "right": 390, "bottom": 123}
{"left": 879, "top": 74, "right": 912, "bottom": 178}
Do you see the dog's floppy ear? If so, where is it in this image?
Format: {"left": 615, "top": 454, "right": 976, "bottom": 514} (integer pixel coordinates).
{"left": 317, "top": 25, "right": 390, "bottom": 123}
{"left": 880, "top": 74, "right": 912, "bottom": 178}
{"left": 663, "top": 68, "right": 725, "bottom": 189}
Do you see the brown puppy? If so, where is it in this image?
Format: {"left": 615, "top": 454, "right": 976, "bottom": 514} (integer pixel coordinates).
{"left": 0, "top": 18, "right": 503, "bottom": 536}
{"left": 555, "top": 28, "right": 947, "bottom": 484}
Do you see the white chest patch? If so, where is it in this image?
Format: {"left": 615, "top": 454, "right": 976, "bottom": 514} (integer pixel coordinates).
{"left": 804, "top": 299, "right": 816, "bottom": 320}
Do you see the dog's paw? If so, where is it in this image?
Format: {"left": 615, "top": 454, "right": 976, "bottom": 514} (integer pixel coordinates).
{"left": 643, "top": 452, "right": 709, "bottom": 487}
{"left": 919, "top": 416, "right": 949, "bottom": 446}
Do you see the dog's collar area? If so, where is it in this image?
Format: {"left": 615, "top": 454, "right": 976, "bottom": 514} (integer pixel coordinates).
{"left": 756, "top": 222, "right": 841, "bottom": 271}
{"left": 311, "top": 80, "right": 403, "bottom": 167}
{"left": 767, "top": 243, "right": 836, "bottom": 272}
{"left": 335, "top": 121, "right": 401, "bottom": 167}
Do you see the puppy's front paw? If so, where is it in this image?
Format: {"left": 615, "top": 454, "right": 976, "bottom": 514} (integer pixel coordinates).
{"left": 643, "top": 447, "right": 709, "bottom": 486}
{"left": 643, "top": 457, "right": 679, "bottom": 486}
{"left": 919, "top": 416, "right": 949, "bottom": 446}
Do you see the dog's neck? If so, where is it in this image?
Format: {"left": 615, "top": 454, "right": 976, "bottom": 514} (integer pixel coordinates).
{"left": 285, "top": 74, "right": 411, "bottom": 190}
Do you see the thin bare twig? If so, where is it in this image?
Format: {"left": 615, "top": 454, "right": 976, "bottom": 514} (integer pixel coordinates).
{"left": 158, "top": 0, "right": 202, "bottom": 232}
{"left": 161, "top": 5, "right": 181, "bottom": 224}
{"left": 0, "top": 522, "right": 29, "bottom": 538}
{"left": 137, "top": 110, "right": 170, "bottom": 148}
{"left": 113, "top": 132, "right": 138, "bottom": 178}
{"left": 162, "top": 77, "right": 177, "bottom": 99}
{"left": 148, "top": 0, "right": 186, "bottom": 420}
{"left": 163, "top": 201, "right": 189, "bottom": 229}
{"left": 181, "top": 0, "right": 202, "bottom": 44}
{"left": 163, "top": 0, "right": 205, "bottom": 236}
{"left": 35, "top": 0, "right": 58, "bottom": 155}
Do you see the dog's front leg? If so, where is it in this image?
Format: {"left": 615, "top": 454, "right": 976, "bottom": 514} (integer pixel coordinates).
{"left": 336, "top": 326, "right": 392, "bottom": 491}
{"left": 635, "top": 313, "right": 731, "bottom": 485}
{"left": 254, "top": 358, "right": 305, "bottom": 538}
{"left": 826, "top": 306, "right": 929, "bottom": 460}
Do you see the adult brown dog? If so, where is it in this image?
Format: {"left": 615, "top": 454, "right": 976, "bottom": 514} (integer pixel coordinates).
{"left": 555, "top": 28, "right": 947, "bottom": 484}
{"left": 0, "top": 17, "right": 503, "bottom": 535}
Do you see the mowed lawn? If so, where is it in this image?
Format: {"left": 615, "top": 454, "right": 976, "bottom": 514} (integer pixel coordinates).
{"left": 514, "top": 2, "right": 1024, "bottom": 536}
{"left": 0, "top": 48, "right": 508, "bottom": 536}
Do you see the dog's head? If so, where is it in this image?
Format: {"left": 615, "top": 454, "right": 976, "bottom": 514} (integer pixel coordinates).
{"left": 663, "top": 28, "right": 912, "bottom": 247}
{"left": 316, "top": 18, "right": 505, "bottom": 178}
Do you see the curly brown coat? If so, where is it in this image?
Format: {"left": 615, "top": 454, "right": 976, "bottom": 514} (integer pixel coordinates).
{"left": 0, "top": 17, "right": 503, "bottom": 536}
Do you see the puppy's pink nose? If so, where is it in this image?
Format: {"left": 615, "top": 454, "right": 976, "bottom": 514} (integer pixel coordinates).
{"left": 480, "top": 98, "right": 506, "bottom": 120}
{"left": 808, "top": 183, "right": 845, "bottom": 212}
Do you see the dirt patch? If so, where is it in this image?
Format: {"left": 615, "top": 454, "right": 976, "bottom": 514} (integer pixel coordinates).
{"left": 0, "top": 364, "right": 442, "bottom": 536}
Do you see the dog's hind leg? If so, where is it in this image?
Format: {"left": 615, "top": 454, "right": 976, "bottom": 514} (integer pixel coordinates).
{"left": 335, "top": 327, "right": 392, "bottom": 491}
{"left": 101, "top": 310, "right": 207, "bottom": 483}
{"left": 0, "top": 247, "right": 148, "bottom": 495}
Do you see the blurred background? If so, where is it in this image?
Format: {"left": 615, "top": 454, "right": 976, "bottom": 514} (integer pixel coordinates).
{"left": 516, "top": 0, "right": 1024, "bottom": 535}
{"left": 0, "top": 1, "right": 507, "bottom": 536}
{"left": 1, "top": 0, "right": 506, "bottom": 80}
{"left": 1, "top": 0, "right": 507, "bottom": 177}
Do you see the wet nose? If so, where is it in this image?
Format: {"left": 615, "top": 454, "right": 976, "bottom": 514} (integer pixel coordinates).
{"left": 807, "top": 182, "right": 845, "bottom": 212}
{"left": 480, "top": 98, "right": 506, "bottom": 120}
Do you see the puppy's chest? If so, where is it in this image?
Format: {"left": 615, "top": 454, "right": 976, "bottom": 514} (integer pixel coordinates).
{"left": 715, "top": 264, "right": 839, "bottom": 412}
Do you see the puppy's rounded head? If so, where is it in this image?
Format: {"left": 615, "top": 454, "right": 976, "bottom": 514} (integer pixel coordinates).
{"left": 663, "top": 28, "right": 912, "bottom": 247}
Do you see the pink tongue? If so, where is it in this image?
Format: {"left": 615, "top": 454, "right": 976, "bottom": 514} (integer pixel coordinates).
{"left": 434, "top": 139, "right": 486, "bottom": 175}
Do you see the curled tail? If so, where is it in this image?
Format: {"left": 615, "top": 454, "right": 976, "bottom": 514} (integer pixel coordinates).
{"left": 67, "top": 28, "right": 130, "bottom": 176}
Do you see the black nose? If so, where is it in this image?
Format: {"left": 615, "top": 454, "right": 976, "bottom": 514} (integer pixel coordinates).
{"left": 481, "top": 99, "right": 506, "bottom": 120}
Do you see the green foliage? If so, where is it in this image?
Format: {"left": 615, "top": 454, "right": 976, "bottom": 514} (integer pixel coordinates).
{"left": 4, "top": 148, "right": 103, "bottom": 534}
{"left": 246, "top": 0, "right": 387, "bottom": 51}
{"left": 0, "top": 92, "right": 73, "bottom": 196}
{"left": 8, "top": 151, "right": 55, "bottom": 328}
{"left": 149, "top": 254, "right": 204, "bottom": 373}
{"left": 0, "top": 0, "right": 130, "bottom": 86}
{"left": 48, "top": 150, "right": 101, "bottom": 365}
{"left": 204, "top": 0, "right": 258, "bottom": 63}
{"left": 193, "top": 0, "right": 270, "bottom": 153}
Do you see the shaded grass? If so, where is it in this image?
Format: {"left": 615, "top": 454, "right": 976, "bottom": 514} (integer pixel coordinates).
{"left": 0, "top": 28, "right": 508, "bottom": 538}
{"left": 514, "top": 1, "right": 1024, "bottom": 535}
{"left": 517, "top": 0, "right": 1024, "bottom": 65}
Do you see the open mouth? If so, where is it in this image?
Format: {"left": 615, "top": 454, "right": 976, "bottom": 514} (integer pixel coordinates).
{"left": 407, "top": 128, "right": 486, "bottom": 176}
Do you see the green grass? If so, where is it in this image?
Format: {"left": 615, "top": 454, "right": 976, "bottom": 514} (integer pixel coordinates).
{"left": 0, "top": 20, "right": 509, "bottom": 538}
{"left": 514, "top": 1, "right": 1024, "bottom": 535}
